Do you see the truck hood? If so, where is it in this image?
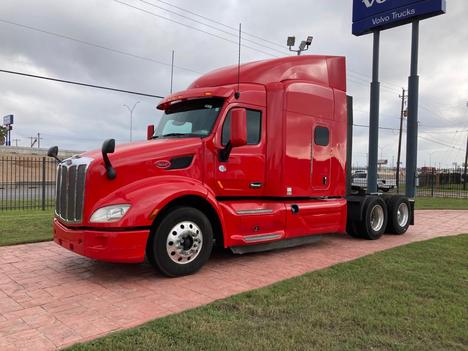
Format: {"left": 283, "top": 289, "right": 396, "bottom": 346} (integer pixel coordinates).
{"left": 81, "top": 137, "right": 203, "bottom": 166}
{"left": 72, "top": 137, "right": 204, "bottom": 224}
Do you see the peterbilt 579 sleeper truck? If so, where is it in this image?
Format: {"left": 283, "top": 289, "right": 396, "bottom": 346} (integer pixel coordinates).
{"left": 49, "top": 55, "right": 413, "bottom": 277}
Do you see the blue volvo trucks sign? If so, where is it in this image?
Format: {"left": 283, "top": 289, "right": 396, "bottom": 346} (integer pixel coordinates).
{"left": 352, "top": 0, "right": 446, "bottom": 36}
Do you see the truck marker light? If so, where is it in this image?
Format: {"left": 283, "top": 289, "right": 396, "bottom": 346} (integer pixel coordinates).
{"left": 217, "top": 181, "right": 224, "bottom": 189}
{"left": 149, "top": 208, "right": 159, "bottom": 220}
{"left": 287, "top": 187, "right": 293, "bottom": 196}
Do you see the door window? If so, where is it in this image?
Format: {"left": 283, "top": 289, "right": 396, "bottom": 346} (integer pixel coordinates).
{"left": 222, "top": 109, "right": 262, "bottom": 145}
{"left": 314, "top": 126, "right": 329, "bottom": 146}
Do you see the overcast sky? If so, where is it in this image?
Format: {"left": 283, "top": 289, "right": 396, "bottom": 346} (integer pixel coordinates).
{"left": 0, "top": 0, "right": 467, "bottom": 167}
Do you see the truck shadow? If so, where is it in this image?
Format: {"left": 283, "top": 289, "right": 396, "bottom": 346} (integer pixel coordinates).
{"left": 76, "top": 234, "right": 342, "bottom": 281}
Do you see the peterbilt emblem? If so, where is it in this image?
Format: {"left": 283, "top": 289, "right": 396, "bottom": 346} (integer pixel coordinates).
{"left": 155, "top": 160, "right": 171, "bottom": 169}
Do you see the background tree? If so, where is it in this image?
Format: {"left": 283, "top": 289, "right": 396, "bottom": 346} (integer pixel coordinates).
{"left": 0, "top": 126, "right": 7, "bottom": 145}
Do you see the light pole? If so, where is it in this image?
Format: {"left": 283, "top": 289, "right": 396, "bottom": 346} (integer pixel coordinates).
{"left": 123, "top": 101, "right": 140, "bottom": 142}
{"left": 428, "top": 150, "right": 441, "bottom": 168}
{"left": 287, "top": 35, "right": 313, "bottom": 56}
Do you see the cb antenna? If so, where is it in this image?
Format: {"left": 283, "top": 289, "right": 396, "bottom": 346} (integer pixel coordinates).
{"left": 235, "top": 23, "right": 241, "bottom": 99}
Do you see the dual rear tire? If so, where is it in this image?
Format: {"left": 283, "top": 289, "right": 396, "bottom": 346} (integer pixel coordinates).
{"left": 348, "top": 196, "right": 411, "bottom": 240}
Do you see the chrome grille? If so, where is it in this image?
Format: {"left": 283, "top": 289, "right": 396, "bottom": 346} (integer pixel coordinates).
{"left": 55, "top": 157, "right": 92, "bottom": 223}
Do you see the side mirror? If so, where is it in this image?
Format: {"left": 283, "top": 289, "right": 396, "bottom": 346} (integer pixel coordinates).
{"left": 147, "top": 124, "right": 155, "bottom": 140}
{"left": 102, "top": 139, "right": 115, "bottom": 154}
{"left": 102, "top": 139, "right": 116, "bottom": 180}
{"left": 47, "top": 146, "right": 62, "bottom": 163}
{"left": 218, "top": 108, "right": 247, "bottom": 162}
{"left": 47, "top": 146, "right": 58, "bottom": 158}
{"left": 230, "top": 108, "right": 247, "bottom": 147}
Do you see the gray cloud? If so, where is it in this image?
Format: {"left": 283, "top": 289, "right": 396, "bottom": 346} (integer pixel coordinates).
{"left": 0, "top": 0, "right": 466, "bottom": 166}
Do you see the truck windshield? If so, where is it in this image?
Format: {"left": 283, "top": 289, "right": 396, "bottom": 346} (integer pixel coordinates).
{"left": 154, "top": 98, "right": 224, "bottom": 139}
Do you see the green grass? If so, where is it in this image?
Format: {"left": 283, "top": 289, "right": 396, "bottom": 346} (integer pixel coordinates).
{"left": 0, "top": 209, "right": 53, "bottom": 246}
{"left": 416, "top": 197, "right": 468, "bottom": 210}
{"left": 68, "top": 234, "right": 468, "bottom": 351}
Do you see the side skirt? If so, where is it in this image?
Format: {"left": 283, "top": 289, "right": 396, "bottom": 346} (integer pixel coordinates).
{"left": 230, "top": 235, "right": 323, "bottom": 255}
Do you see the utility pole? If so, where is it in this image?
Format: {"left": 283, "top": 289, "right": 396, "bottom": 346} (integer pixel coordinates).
{"left": 170, "top": 50, "right": 174, "bottom": 94}
{"left": 29, "top": 133, "right": 43, "bottom": 148}
{"left": 463, "top": 135, "right": 468, "bottom": 190}
{"left": 464, "top": 101, "right": 468, "bottom": 190}
{"left": 396, "top": 88, "right": 406, "bottom": 193}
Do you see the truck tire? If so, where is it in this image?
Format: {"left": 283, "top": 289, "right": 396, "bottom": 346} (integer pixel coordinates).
{"left": 148, "top": 207, "right": 214, "bottom": 277}
{"left": 346, "top": 220, "right": 362, "bottom": 238}
{"left": 385, "top": 196, "right": 410, "bottom": 235}
{"left": 357, "top": 197, "right": 388, "bottom": 240}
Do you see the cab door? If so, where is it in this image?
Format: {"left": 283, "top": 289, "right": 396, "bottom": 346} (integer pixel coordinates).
{"left": 214, "top": 105, "right": 266, "bottom": 197}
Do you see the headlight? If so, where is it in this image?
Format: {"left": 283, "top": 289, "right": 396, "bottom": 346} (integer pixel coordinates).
{"left": 90, "top": 204, "right": 131, "bottom": 223}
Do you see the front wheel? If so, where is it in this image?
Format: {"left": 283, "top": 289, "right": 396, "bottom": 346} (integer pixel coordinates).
{"left": 148, "top": 207, "right": 213, "bottom": 277}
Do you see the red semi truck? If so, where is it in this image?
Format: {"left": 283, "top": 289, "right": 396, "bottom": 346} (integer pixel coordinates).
{"left": 49, "top": 55, "right": 413, "bottom": 277}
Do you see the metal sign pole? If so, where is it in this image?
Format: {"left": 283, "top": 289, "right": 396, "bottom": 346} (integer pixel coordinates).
{"left": 405, "top": 20, "right": 420, "bottom": 198}
{"left": 367, "top": 30, "right": 380, "bottom": 193}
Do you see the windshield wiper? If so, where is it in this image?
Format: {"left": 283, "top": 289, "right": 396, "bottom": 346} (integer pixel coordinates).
{"left": 160, "top": 133, "right": 198, "bottom": 138}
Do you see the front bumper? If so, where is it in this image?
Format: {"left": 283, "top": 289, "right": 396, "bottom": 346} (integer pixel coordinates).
{"left": 53, "top": 218, "right": 150, "bottom": 263}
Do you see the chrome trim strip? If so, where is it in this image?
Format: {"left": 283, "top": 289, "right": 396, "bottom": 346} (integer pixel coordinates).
{"left": 236, "top": 209, "right": 274, "bottom": 215}
{"left": 244, "top": 233, "right": 282, "bottom": 242}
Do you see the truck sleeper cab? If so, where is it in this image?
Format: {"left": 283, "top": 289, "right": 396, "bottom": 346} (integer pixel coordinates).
{"left": 52, "top": 56, "right": 412, "bottom": 277}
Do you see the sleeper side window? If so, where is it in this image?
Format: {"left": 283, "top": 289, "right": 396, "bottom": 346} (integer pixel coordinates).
{"left": 222, "top": 109, "right": 262, "bottom": 146}
{"left": 314, "top": 126, "right": 329, "bottom": 146}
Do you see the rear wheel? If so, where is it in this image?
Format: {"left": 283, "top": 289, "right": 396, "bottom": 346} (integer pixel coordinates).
{"left": 148, "top": 207, "right": 213, "bottom": 277}
{"left": 385, "top": 197, "right": 410, "bottom": 235}
{"left": 346, "top": 220, "right": 362, "bottom": 238}
{"left": 357, "top": 197, "right": 388, "bottom": 240}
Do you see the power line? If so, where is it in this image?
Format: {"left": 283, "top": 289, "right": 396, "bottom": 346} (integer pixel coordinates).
{"left": 418, "top": 135, "right": 464, "bottom": 152}
{"left": 148, "top": 0, "right": 285, "bottom": 49}
{"left": 0, "top": 18, "right": 201, "bottom": 75}
{"left": 419, "top": 128, "right": 468, "bottom": 134}
{"left": 113, "top": 0, "right": 278, "bottom": 58}
{"left": 0, "top": 69, "right": 164, "bottom": 98}
{"left": 353, "top": 123, "right": 400, "bottom": 132}
{"left": 138, "top": 0, "right": 287, "bottom": 55}
{"left": 353, "top": 123, "right": 464, "bottom": 151}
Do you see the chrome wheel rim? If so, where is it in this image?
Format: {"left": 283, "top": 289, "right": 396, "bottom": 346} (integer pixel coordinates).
{"left": 370, "top": 205, "right": 385, "bottom": 232}
{"left": 166, "top": 221, "right": 203, "bottom": 265}
{"left": 397, "top": 203, "right": 409, "bottom": 227}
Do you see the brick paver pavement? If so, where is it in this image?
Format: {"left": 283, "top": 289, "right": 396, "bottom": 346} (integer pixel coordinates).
{"left": 0, "top": 210, "right": 467, "bottom": 350}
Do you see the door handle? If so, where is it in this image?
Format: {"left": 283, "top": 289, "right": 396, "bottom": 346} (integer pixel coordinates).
{"left": 322, "top": 176, "right": 328, "bottom": 185}
{"left": 249, "top": 182, "right": 263, "bottom": 189}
